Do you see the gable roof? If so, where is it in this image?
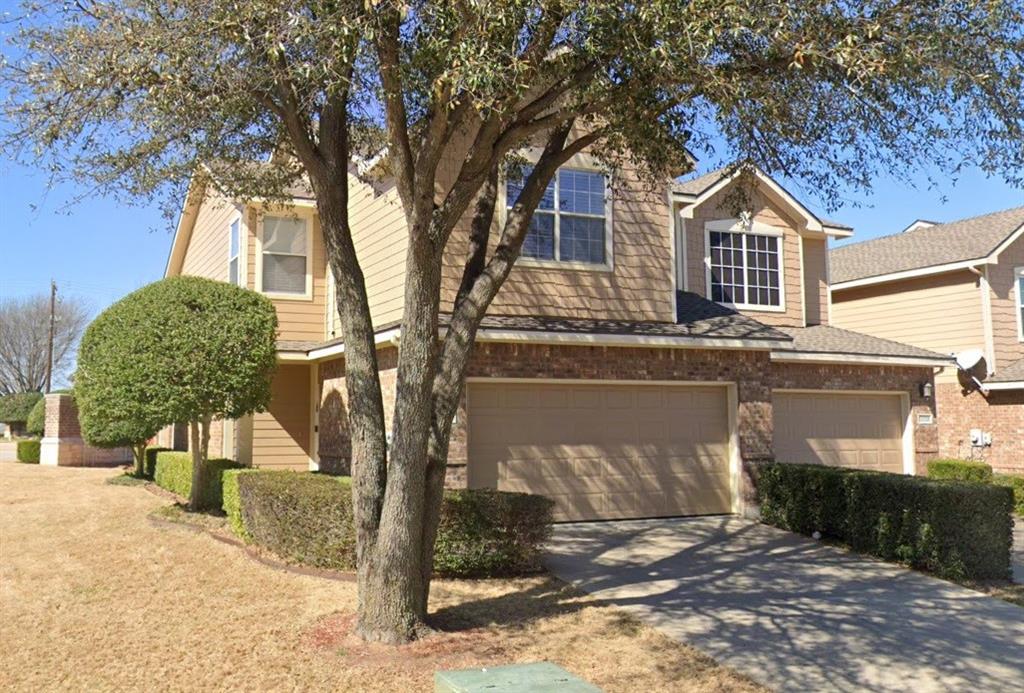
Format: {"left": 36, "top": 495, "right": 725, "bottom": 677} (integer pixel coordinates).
{"left": 830, "top": 206, "right": 1024, "bottom": 287}
{"left": 672, "top": 166, "right": 853, "bottom": 235}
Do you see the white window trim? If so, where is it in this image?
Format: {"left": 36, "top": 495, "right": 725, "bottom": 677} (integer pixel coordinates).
{"left": 227, "top": 213, "right": 245, "bottom": 287}
{"left": 1015, "top": 266, "right": 1024, "bottom": 342}
{"left": 500, "top": 165, "right": 614, "bottom": 273}
{"left": 255, "top": 211, "right": 314, "bottom": 301}
{"left": 704, "top": 218, "right": 787, "bottom": 313}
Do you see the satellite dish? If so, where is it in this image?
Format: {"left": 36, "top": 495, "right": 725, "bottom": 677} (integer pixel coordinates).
{"left": 955, "top": 349, "right": 985, "bottom": 371}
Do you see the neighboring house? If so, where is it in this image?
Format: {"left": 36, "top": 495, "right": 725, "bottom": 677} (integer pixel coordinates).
{"left": 162, "top": 155, "right": 950, "bottom": 521}
{"left": 830, "top": 209, "right": 1024, "bottom": 474}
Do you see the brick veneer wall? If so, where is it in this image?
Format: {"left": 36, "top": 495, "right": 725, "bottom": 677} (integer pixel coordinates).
{"left": 39, "top": 393, "right": 131, "bottom": 467}
{"left": 317, "top": 343, "right": 939, "bottom": 503}
{"left": 936, "top": 383, "right": 1023, "bottom": 475}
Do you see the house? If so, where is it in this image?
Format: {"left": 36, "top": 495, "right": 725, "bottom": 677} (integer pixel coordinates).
{"left": 830, "top": 209, "right": 1024, "bottom": 474}
{"left": 161, "top": 155, "right": 951, "bottom": 521}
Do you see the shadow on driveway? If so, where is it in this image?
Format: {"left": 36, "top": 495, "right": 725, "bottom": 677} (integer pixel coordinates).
{"left": 546, "top": 516, "right": 1024, "bottom": 693}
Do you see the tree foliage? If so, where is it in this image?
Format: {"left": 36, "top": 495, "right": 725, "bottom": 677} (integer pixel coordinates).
{"left": 0, "top": 391, "right": 42, "bottom": 424}
{"left": 74, "top": 277, "right": 278, "bottom": 494}
{"left": 25, "top": 395, "right": 46, "bottom": 436}
{"left": 4, "top": 0, "right": 1023, "bottom": 643}
{"left": 0, "top": 293, "right": 90, "bottom": 395}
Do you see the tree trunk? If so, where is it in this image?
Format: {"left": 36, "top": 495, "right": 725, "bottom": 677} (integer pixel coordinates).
{"left": 355, "top": 230, "right": 442, "bottom": 643}
{"left": 187, "top": 416, "right": 211, "bottom": 511}
{"left": 132, "top": 443, "right": 147, "bottom": 478}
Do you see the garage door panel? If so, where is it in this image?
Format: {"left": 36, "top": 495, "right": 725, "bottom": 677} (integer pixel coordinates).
{"left": 774, "top": 391, "right": 904, "bottom": 474}
{"left": 468, "top": 382, "right": 732, "bottom": 521}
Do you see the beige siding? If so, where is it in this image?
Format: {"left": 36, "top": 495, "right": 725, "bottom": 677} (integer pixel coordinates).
{"left": 345, "top": 175, "right": 408, "bottom": 332}
{"left": 988, "top": 234, "right": 1024, "bottom": 370}
{"left": 683, "top": 187, "right": 805, "bottom": 327}
{"left": 181, "top": 190, "right": 240, "bottom": 281}
{"left": 438, "top": 127, "right": 675, "bottom": 322}
{"left": 831, "top": 271, "right": 985, "bottom": 383}
{"left": 251, "top": 364, "right": 311, "bottom": 470}
{"left": 246, "top": 207, "right": 327, "bottom": 343}
{"left": 802, "top": 237, "right": 829, "bottom": 326}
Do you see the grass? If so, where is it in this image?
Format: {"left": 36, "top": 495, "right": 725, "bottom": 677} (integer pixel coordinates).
{"left": 0, "top": 464, "right": 763, "bottom": 692}
{"left": 105, "top": 473, "right": 149, "bottom": 487}
{"left": 967, "top": 582, "right": 1024, "bottom": 608}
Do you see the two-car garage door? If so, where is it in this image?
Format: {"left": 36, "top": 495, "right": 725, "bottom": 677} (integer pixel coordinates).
{"left": 467, "top": 382, "right": 733, "bottom": 521}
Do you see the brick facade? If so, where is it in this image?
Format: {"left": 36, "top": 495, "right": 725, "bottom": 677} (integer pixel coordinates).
{"left": 936, "top": 382, "right": 1024, "bottom": 474}
{"left": 317, "top": 343, "right": 939, "bottom": 504}
{"left": 39, "top": 393, "right": 132, "bottom": 467}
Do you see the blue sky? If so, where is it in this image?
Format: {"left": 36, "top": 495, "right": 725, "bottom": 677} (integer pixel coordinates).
{"left": 1, "top": 156, "right": 1021, "bottom": 317}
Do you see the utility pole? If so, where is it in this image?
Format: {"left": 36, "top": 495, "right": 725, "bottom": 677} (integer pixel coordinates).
{"left": 44, "top": 280, "right": 56, "bottom": 393}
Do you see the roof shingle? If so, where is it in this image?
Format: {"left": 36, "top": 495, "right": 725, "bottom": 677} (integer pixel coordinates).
{"left": 830, "top": 206, "right": 1024, "bottom": 285}
{"left": 988, "top": 357, "right": 1024, "bottom": 384}
{"left": 773, "top": 325, "right": 952, "bottom": 362}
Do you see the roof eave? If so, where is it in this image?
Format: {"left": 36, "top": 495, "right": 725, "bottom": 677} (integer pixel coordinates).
{"left": 830, "top": 257, "right": 994, "bottom": 291}
{"left": 770, "top": 351, "right": 953, "bottom": 368}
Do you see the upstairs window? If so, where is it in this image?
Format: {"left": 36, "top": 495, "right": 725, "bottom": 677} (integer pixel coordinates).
{"left": 261, "top": 215, "right": 309, "bottom": 296}
{"left": 228, "top": 218, "right": 241, "bottom": 286}
{"left": 706, "top": 221, "right": 783, "bottom": 310}
{"left": 507, "top": 167, "right": 608, "bottom": 266}
{"left": 1016, "top": 267, "right": 1024, "bottom": 340}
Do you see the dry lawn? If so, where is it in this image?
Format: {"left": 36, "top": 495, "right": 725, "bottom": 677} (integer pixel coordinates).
{"left": 0, "top": 462, "right": 763, "bottom": 692}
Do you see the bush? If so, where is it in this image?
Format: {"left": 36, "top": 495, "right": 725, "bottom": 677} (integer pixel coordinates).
{"left": 16, "top": 439, "right": 40, "bottom": 463}
{"left": 758, "top": 463, "right": 1013, "bottom": 581}
{"left": 229, "top": 470, "right": 554, "bottom": 577}
{"left": 0, "top": 392, "right": 43, "bottom": 425}
{"left": 222, "top": 469, "right": 259, "bottom": 539}
{"left": 926, "top": 458, "right": 993, "bottom": 483}
{"left": 434, "top": 489, "right": 555, "bottom": 577}
{"left": 993, "top": 474, "right": 1024, "bottom": 516}
{"left": 25, "top": 397, "right": 46, "bottom": 437}
{"left": 153, "top": 451, "right": 244, "bottom": 509}
{"left": 143, "top": 447, "right": 171, "bottom": 479}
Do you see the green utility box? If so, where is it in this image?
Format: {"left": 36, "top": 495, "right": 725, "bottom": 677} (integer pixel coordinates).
{"left": 435, "top": 662, "right": 602, "bottom": 693}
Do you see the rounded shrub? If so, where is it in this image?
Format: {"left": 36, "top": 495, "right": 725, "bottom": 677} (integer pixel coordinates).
{"left": 16, "top": 439, "right": 40, "bottom": 463}
{"left": 76, "top": 276, "right": 277, "bottom": 498}
{"left": 25, "top": 397, "right": 46, "bottom": 437}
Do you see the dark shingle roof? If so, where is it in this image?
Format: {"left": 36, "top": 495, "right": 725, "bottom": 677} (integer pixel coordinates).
{"left": 279, "top": 295, "right": 947, "bottom": 363}
{"left": 831, "top": 206, "right": 1024, "bottom": 285}
{"left": 454, "top": 293, "right": 790, "bottom": 342}
{"left": 774, "top": 325, "right": 952, "bottom": 362}
{"left": 989, "top": 357, "right": 1024, "bottom": 384}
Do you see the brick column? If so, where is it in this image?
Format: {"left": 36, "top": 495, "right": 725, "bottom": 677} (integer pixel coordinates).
{"left": 39, "top": 394, "right": 131, "bottom": 467}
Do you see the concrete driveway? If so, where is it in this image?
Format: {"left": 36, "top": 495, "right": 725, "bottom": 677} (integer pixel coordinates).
{"left": 546, "top": 517, "right": 1024, "bottom": 693}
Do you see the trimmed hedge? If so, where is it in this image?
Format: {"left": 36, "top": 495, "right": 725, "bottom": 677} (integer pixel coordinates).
{"left": 994, "top": 474, "right": 1024, "bottom": 516}
{"left": 926, "top": 458, "right": 993, "bottom": 483}
{"left": 228, "top": 470, "right": 555, "bottom": 577}
{"left": 435, "top": 489, "right": 556, "bottom": 577}
{"left": 759, "top": 463, "right": 1013, "bottom": 581}
{"left": 143, "top": 447, "right": 171, "bottom": 479}
{"left": 153, "top": 451, "right": 244, "bottom": 509}
{"left": 16, "top": 439, "right": 40, "bottom": 464}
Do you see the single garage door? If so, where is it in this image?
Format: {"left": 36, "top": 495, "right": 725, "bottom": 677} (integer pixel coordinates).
{"left": 774, "top": 391, "right": 906, "bottom": 473}
{"left": 467, "top": 381, "right": 732, "bottom": 521}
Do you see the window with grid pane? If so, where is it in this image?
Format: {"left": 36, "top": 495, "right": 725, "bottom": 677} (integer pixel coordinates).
{"left": 708, "top": 231, "right": 781, "bottom": 308}
{"left": 261, "top": 216, "right": 308, "bottom": 295}
{"left": 506, "top": 167, "right": 607, "bottom": 265}
{"left": 228, "top": 219, "right": 241, "bottom": 286}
